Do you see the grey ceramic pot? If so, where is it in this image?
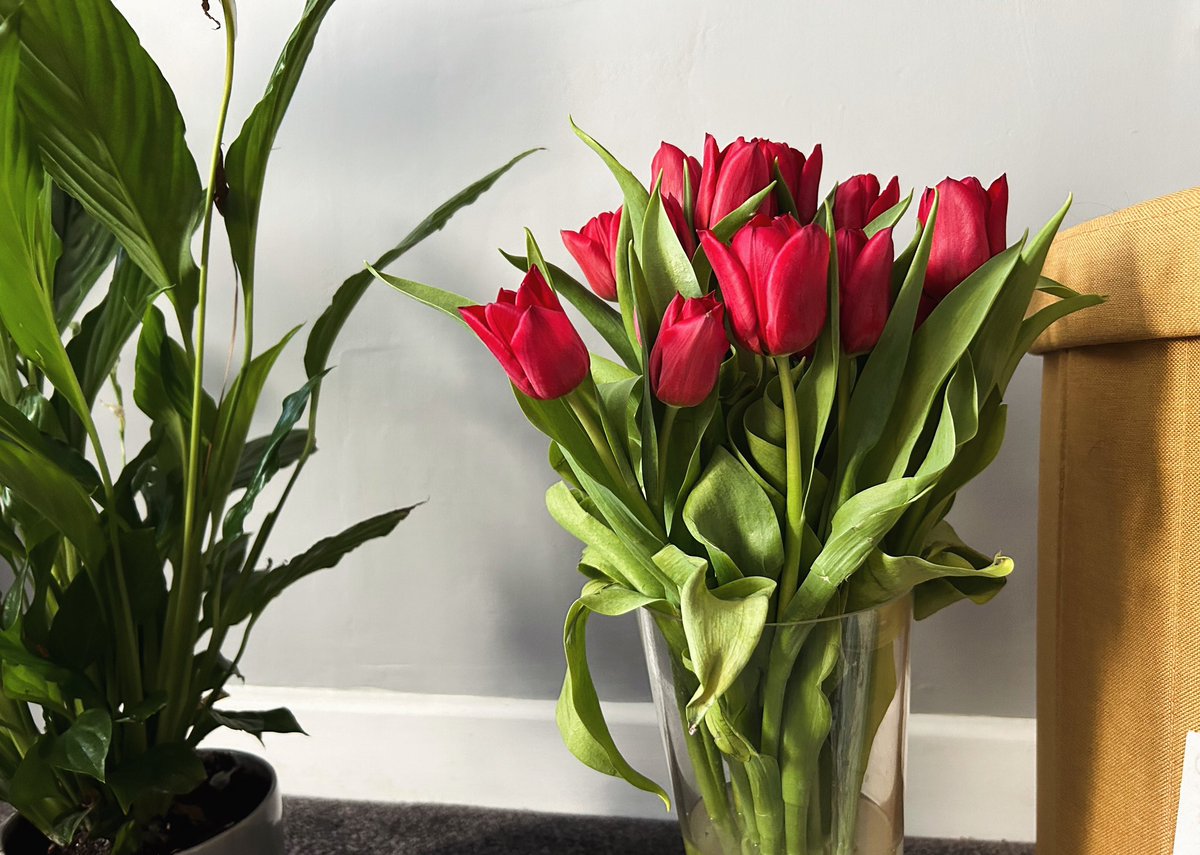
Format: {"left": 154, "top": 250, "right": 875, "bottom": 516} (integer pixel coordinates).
{"left": 0, "top": 750, "right": 284, "bottom": 855}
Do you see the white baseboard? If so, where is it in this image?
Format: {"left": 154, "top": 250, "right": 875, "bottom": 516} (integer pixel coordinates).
{"left": 204, "top": 685, "right": 1035, "bottom": 842}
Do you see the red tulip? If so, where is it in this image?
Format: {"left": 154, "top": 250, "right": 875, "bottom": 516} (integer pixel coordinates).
{"left": 459, "top": 267, "right": 590, "bottom": 400}
{"left": 916, "top": 293, "right": 938, "bottom": 329}
{"left": 650, "top": 142, "right": 701, "bottom": 209}
{"left": 561, "top": 209, "right": 622, "bottom": 301}
{"left": 917, "top": 175, "right": 1008, "bottom": 299}
{"left": 650, "top": 294, "right": 728, "bottom": 407}
{"left": 835, "top": 174, "right": 900, "bottom": 230}
{"left": 695, "top": 135, "right": 772, "bottom": 230}
{"left": 762, "top": 141, "right": 822, "bottom": 223}
{"left": 699, "top": 215, "right": 829, "bottom": 356}
{"left": 837, "top": 227, "right": 895, "bottom": 354}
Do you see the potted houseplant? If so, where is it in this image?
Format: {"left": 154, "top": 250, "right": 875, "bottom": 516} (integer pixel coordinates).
{"left": 379, "top": 125, "right": 1100, "bottom": 854}
{"left": 0, "top": 0, "right": 531, "bottom": 851}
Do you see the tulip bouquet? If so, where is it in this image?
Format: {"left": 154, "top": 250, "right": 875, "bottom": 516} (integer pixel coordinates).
{"left": 377, "top": 123, "right": 1098, "bottom": 855}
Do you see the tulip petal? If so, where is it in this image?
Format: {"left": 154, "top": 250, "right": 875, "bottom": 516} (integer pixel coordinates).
{"left": 650, "top": 304, "right": 729, "bottom": 407}
{"left": 923, "top": 178, "right": 991, "bottom": 299}
{"left": 762, "top": 225, "right": 829, "bottom": 356}
{"left": 460, "top": 304, "right": 535, "bottom": 397}
{"left": 839, "top": 228, "right": 894, "bottom": 354}
{"left": 798, "top": 144, "right": 823, "bottom": 223}
{"left": 510, "top": 305, "right": 590, "bottom": 400}
{"left": 710, "top": 139, "right": 771, "bottom": 226}
{"left": 868, "top": 176, "right": 902, "bottom": 223}
{"left": 986, "top": 174, "right": 1009, "bottom": 256}
{"left": 696, "top": 133, "right": 721, "bottom": 229}
{"left": 561, "top": 223, "right": 618, "bottom": 301}
{"left": 700, "top": 230, "right": 761, "bottom": 353}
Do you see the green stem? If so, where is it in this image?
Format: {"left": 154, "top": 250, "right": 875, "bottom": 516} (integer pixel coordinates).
{"left": 773, "top": 357, "right": 804, "bottom": 621}
{"left": 654, "top": 404, "right": 679, "bottom": 518}
{"left": 566, "top": 393, "right": 664, "bottom": 540}
{"left": 158, "top": 1, "right": 236, "bottom": 743}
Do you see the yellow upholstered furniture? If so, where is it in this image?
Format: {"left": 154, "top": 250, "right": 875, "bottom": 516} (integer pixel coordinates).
{"left": 1035, "top": 187, "right": 1200, "bottom": 854}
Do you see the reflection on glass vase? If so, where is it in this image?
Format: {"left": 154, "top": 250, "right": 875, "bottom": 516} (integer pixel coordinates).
{"left": 638, "top": 594, "right": 911, "bottom": 855}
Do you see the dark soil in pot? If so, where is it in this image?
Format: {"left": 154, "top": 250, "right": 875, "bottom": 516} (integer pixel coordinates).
{"left": 5, "top": 751, "right": 272, "bottom": 855}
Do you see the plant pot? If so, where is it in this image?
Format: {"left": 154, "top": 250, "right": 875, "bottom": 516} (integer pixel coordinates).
{"left": 0, "top": 750, "right": 283, "bottom": 855}
{"left": 639, "top": 594, "right": 911, "bottom": 855}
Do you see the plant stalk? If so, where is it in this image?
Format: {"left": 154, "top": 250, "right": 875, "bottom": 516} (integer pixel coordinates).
{"left": 773, "top": 357, "right": 805, "bottom": 621}
{"left": 158, "top": 0, "right": 237, "bottom": 743}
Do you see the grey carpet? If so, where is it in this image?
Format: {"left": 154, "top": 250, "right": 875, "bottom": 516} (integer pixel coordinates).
{"left": 283, "top": 798, "right": 1034, "bottom": 854}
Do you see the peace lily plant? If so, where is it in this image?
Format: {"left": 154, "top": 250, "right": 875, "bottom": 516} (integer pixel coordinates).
{"left": 0, "top": 0, "right": 528, "bottom": 851}
{"left": 380, "top": 126, "right": 1101, "bottom": 854}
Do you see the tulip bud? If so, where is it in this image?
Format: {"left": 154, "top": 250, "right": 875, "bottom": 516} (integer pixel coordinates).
{"left": 650, "top": 142, "right": 701, "bottom": 210}
{"left": 561, "top": 209, "right": 622, "bottom": 301}
{"left": 835, "top": 174, "right": 900, "bottom": 230}
{"left": 699, "top": 215, "right": 829, "bottom": 356}
{"left": 650, "top": 294, "right": 728, "bottom": 407}
{"left": 917, "top": 175, "right": 1008, "bottom": 299}
{"left": 837, "top": 227, "right": 895, "bottom": 354}
{"left": 763, "top": 141, "right": 823, "bottom": 223}
{"left": 459, "top": 267, "right": 590, "bottom": 400}
{"left": 695, "top": 135, "right": 772, "bottom": 230}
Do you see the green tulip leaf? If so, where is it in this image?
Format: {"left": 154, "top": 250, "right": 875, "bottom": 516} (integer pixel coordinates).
{"left": 570, "top": 118, "right": 650, "bottom": 236}
{"left": 691, "top": 182, "right": 776, "bottom": 287}
{"left": 864, "top": 191, "right": 913, "bottom": 238}
{"left": 837, "top": 195, "right": 937, "bottom": 505}
{"left": 557, "top": 599, "right": 669, "bottom": 807}
{"left": 680, "top": 561, "right": 776, "bottom": 728}
{"left": 639, "top": 182, "right": 702, "bottom": 321}
{"left": 846, "top": 547, "right": 1013, "bottom": 613}
{"left": 683, "top": 448, "right": 784, "bottom": 584}
{"left": 368, "top": 267, "right": 473, "bottom": 325}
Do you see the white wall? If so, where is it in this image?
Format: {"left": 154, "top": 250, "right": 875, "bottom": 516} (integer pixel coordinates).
{"left": 110, "top": 0, "right": 1200, "bottom": 720}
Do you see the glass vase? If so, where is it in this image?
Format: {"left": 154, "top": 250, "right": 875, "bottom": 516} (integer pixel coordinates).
{"left": 638, "top": 594, "right": 911, "bottom": 855}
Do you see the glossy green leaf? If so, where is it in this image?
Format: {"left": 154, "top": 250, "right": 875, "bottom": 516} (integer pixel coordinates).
{"left": 222, "top": 372, "right": 325, "bottom": 541}
{"left": 206, "top": 325, "right": 302, "bottom": 521}
{"left": 369, "top": 267, "right": 472, "bottom": 325}
{"left": 864, "top": 192, "right": 913, "bottom": 238}
{"left": 570, "top": 119, "right": 650, "bottom": 236}
{"left": 873, "top": 239, "right": 1023, "bottom": 481}
{"left": 545, "top": 482, "right": 663, "bottom": 597}
{"left": 683, "top": 448, "right": 784, "bottom": 584}
{"left": 9, "top": 737, "right": 71, "bottom": 844}
{"left": 0, "top": 438, "right": 105, "bottom": 566}
{"left": 66, "top": 253, "right": 162, "bottom": 406}
{"left": 680, "top": 562, "right": 775, "bottom": 727}
{"left": 639, "top": 183, "right": 702, "bottom": 320}
{"left": 837, "top": 197, "right": 937, "bottom": 504}
{"left": 107, "top": 743, "right": 206, "bottom": 813}
{"left": 50, "top": 188, "right": 120, "bottom": 330}
{"left": 234, "top": 429, "right": 309, "bottom": 491}
{"left": 1001, "top": 292, "right": 1104, "bottom": 389}
{"left": 223, "top": 0, "right": 336, "bottom": 292}
{"left": 48, "top": 708, "right": 111, "bottom": 781}
{"left": 846, "top": 547, "right": 1012, "bottom": 613}
{"left": 0, "top": 31, "right": 90, "bottom": 424}
{"left": 190, "top": 706, "right": 305, "bottom": 747}
{"left": 304, "top": 149, "right": 538, "bottom": 379}
{"left": 15, "top": 0, "right": 201, "bottom": 313}
{"left": 557, "top": 599, "right": 669, "bottom": 807}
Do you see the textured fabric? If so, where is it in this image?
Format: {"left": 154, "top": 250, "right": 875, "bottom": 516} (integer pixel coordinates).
{"left": 1037, "top": 188, "right": 1200, "bottom": 855}
{"left": 1032, "top": 186, "right": 1200, "bottom": 354}
{"left": 282, "top": 798, "right": 1033, "bottom": 854}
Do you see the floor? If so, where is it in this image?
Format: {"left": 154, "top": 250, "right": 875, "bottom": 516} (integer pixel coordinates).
{"left": 283, "top": 799, "right": 1035, "bottom": 854}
